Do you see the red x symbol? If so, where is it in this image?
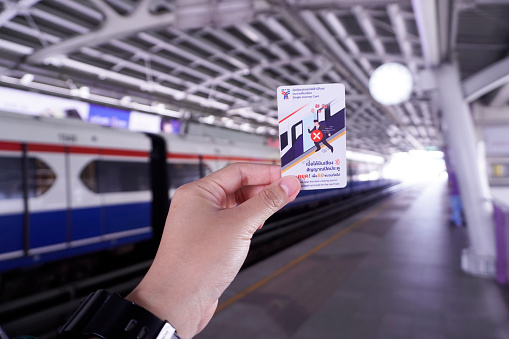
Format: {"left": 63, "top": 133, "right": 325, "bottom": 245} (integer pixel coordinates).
{"left": 311, "top": 130, "right": 323, "bottom": 142}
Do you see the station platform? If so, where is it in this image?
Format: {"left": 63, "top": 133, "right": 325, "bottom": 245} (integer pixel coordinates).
{"left": 196, "top": 176, "right": 509, "bottom": 339}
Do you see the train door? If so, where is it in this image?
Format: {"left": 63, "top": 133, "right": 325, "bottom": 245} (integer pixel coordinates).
{"left": 291, "top": 121, "right": 304, "bottom": 158}
{"left": 26, "top": 144, "right": 68, "bottom": 254}
{"left": 98, "top": 153, "right": 152, "bottom": 239}
{"left": 69, "top": 147, "right": 103, "bottom": 245}
{"left": 0, "top": 142, "right": 25, "bottom": 261}
{"left": 146, "top": 134, "right": 169, "bottom": 243}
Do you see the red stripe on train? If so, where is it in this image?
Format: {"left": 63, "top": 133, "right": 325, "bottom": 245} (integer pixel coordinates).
{"left": 167, "top": 153, "right": 270, "bottom": 162}
{"left": 29, "top": 144, "right": 148, "bottom": 157}
{"left": 69, "top": 146, "right": 149, "bottom": 157}
{"left": 28, "top": 144, "right": 66, "bottom": 152}
{"left": 1, "top": 141, "right": 271, "bottom": 162}
{"left": 0, "top": 141, "right": 22, "bottom": 151}
{"left": 0, "top": 141, "right": 149, "bottom": 157}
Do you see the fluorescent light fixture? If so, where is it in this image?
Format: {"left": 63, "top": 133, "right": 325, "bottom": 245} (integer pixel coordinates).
{"left": 20, "top": 73, "right": 34, "bottom": 86}
{"left": 369, "top": 62, "right": 413, "bottom": 105}
{"left": 79, "top": 86, "right": 90, "bottom": 99}
{"left": 152, "top": 102, "right": 165, "bottom": 114}
{"left": 256, "top": 126, "right": 266, "bottom": 134}
{"left": 173, "top": 92, "right": 186, "bottom": 101}
{"left": 120, "top": 96, "right": 132, "bottom": 106}
{"left": 241, "top": 123, "right": 251, "bottom": 131}
{"left": 203, "top": 115, "right": 215, "bottom": 124}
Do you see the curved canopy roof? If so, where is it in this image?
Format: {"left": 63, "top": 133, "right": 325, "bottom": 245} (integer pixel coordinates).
{"left": 0, "top": 0, "right": 508, "bottom": 154}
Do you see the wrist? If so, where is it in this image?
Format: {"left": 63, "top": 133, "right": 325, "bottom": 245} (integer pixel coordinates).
{"left": 126, "top": 271, "right": 210, "bottom": 339}
{"left": 57, "top": 290, "right": 181, "bottom": 339}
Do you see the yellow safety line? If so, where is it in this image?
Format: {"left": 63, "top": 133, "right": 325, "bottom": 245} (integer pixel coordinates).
{"left": 215, "top": 194, "right": 394, "bottom": 313}
{"left": 281, "top": 131, "right": 346, "bottom": 174}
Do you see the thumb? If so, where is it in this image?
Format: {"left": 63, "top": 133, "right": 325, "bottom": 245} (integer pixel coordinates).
{"left": 225, "top": 176, "right": 301, "bottom": 234}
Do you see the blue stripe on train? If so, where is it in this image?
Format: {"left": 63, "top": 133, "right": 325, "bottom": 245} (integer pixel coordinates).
{"left": 0, "top": 231, "right": 152, "bottom": 273}
{"left": 104, "top": 202, "right": 152, "bottom": 234}
{"left": 28, "top": 202, "right": 152, "bottom": 248}
{"left": 30, "top": 209, "right": 68, "bottom": 248}
{"left": 71, "top": 206, "right": 101, "bottom": 240}
{"left": 0, "top": 201, "right": 152, "bottom": 271}
{"left": 0, "top": 214, "right": 23, "bottom": 253}
{"left": 70, "top": 202, "right": 152, "bottom": 240}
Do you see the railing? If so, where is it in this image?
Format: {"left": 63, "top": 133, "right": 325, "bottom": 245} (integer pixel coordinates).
{"left": 494, "top": 199, "right": 509, "bottom": 285}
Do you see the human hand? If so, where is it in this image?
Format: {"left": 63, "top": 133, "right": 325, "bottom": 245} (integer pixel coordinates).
{"left": 126, "top": 163, "right": 301, "bottom": 338}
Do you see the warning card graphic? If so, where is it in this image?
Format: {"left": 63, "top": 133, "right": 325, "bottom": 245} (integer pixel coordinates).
{"left": 277, "top": 83, "right": 346, "bottom": 190}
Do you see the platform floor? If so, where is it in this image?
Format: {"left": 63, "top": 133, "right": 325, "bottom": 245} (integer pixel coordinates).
{"left": 196, "top": 177, "right": 509, "bottom": 339}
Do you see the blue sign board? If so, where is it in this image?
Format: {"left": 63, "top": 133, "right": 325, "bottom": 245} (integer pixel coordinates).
{"left": 88, "top": 104, "right": 130, "bottom": 129}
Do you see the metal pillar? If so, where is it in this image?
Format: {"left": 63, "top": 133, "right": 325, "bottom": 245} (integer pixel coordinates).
{"left": 436, "top": 63, "right": 496, "bottom": 277}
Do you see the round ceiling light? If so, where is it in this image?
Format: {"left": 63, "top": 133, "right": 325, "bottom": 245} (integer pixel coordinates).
{"left": 368, "top": 62, "right": 413, "bottom": 106}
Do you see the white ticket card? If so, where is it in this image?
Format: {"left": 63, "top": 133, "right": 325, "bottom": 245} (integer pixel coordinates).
{"left": 277, "top": 83, "right": 347, "bottom": 190}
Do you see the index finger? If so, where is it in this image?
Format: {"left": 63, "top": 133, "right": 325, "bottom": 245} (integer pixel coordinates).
{"left": 204, "top": 163, "right": 281, "bottom": 196}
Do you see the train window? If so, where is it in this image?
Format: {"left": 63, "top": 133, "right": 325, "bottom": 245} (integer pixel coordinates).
{"left": 0, "top": 156, "right": 56, "bottom": 199}
{"left": 280, "top": 132, "right": 288, "bottom": 150}
{"left": 203, "top": 164, "right": 212, "bottom": 177}
{"left": 80, "top": 160, "right": 150, "bottom": 193}
{"left": 292, "top": 122, "right": 302, "bottom": 142}
{"left": 80, "top": 161, "right": 97, "bottom": 192}
{"left": 168, "top": 163, "right": 205, "bottom": 189}
{"left": 0, "top": 157, "right": 23, "bottom": 200}
{"left": 29, "top": 158, "right": 56, "bottom": 197}
{"left": 330, "top": 102, "right": 340, "bottom": 116}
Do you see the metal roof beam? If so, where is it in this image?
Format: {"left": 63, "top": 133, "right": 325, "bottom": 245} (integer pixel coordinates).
{"left": 489, "top": 83, "right": 509, "bottom": 107}
{"left": 463, "top": 56, "right": 509, "bottom": 103}
{"left": 292, "top": 0, "right": 410, "bottom": 6}
{"left": 79, "top": 46, "right": 192, "bottom": 87}
{"left": 352, "top": 5, "right": 387, "bottom": 61}
{"left": 264, "top": 16, "right": 312, "bottom": 57}
{"left": 387, "top": 3, "right": 421, "bottom": 92}
{"left": 4, "top": 20, "right": 61, "bottom": 44}
{"left": 52, "top": 0, "right": 103, "bottom": 21}
{"left": 94, "top": 41, "right": 255, "bottom": 105}
{"left": 302, "top": 10, "right": 369, "bottom": 87}
{"left": 322, "top": 12, "right": 373, "bottom": 74}
{"left": 29, "top": 7, "right": 90, "bottom": 34}
{"left": 0, "top": 0, "right": 40, "bottom": 28}
{"left": 411, "top": 0, "right": 440, "bottom": 68}
{"left": 436, "top": 0, "right": 452, "bottom": 62}
{"left": 166, "top": 28, "right": 246, "bottom": 72}
{"left": 27, "top": 0, "right": 174, "bottom": 64}
{"left": 166, "top": 28, "right": 260, "bottom": 89}
{"left": 307, "top": 62, "right": 333, "bottom": 83}
{"left": 0, "top": 38, "right": 34, "bottom": 55}
{"left": 471, "top": 0, "right": 509, "bottom": 3}
{"left": 45, "top": 55, "right": 232, "bottom": 110}
{"left": 173, "top": 0, "right": 254, "bottom": 30}
{"left": 137, "top": 32, "right": 225, "bottom": 76}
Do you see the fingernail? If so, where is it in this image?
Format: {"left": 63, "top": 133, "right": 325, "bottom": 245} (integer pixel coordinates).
{"left": 280, "top": 176, "right": 300, "bottom": 197}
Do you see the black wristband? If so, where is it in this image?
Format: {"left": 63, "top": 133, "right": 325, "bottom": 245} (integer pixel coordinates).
{"left": 57, "top": 290, "right": 180, "bottom": 339}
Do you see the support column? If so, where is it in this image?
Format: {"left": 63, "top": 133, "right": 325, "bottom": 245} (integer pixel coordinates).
{"left": 436, "top": 63, "right": 496, "bottom": 277}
